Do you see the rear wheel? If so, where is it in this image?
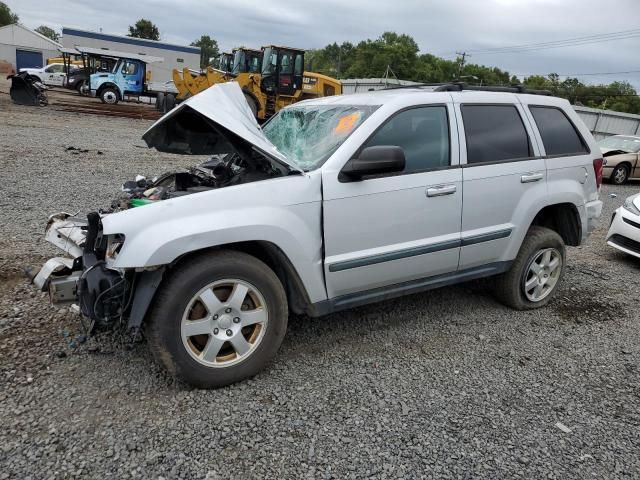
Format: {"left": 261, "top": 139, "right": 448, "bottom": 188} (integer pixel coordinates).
{"left": 75, "top": 80, "right": 85, "bottom": 95}
{"left": 612, "top": 164, "right": 629, "bottom": 185}
{"left": 147, "top": 251, "right": 288, "bottom": 388}
{"left": 494, "top": 226, "right": 565, "bottom": 310}
{"left": 164, "top": 93, "right": 176, "bottom": 112}
{"left": 100, "top": 87, "right": 119, "bottom": 105}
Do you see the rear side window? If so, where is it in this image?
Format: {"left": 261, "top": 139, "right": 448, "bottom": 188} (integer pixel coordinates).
{"left": 462, "top": 105, "right": 532, "bottom": 164}
{"left": 529, "top": 106, "right": 589, "bottom": 156}
{"left": 364, "top": 106, "right": 450, "bottom": 173}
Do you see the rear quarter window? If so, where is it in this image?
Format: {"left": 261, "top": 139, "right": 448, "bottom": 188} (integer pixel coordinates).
{"left": 529, "top": 106, "right": 589, "bottom": 156}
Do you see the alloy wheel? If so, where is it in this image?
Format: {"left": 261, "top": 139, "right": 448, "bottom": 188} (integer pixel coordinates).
{"left": 181, "top": 279, "right": 268, "bottom": 368}
{"left": 523, "top": 248, "right": 562, "bottom": 302}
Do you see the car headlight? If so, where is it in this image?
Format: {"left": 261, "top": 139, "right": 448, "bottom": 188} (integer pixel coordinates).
{"left": 105, "top": 234, "right": 126, "bottom": 260}
{"left": 623, "top": 195, "right": 640, "bottom": 216}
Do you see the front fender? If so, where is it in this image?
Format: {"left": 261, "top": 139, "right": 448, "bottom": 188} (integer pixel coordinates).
{"left": 101, "top": 174, "right": 327, "bottom": 302}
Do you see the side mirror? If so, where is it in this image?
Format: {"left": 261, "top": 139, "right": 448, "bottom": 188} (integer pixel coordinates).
{"left": 340, "top": 146, "right": 406, "bottom": 181}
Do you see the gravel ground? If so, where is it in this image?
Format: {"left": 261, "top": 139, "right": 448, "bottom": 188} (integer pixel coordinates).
{"left": 1, "top": 86, "right": 640, "bottom": 479}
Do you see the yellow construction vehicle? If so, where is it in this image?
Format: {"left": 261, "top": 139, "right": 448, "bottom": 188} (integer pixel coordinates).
{"left": 171, "top": 45, "right": 342, "bottom": 121}
{"left": 239, "top": 45, "right": 342, "bottom": 120}
{"left": 172, "top": 51, "right": 238, "bottom": 100}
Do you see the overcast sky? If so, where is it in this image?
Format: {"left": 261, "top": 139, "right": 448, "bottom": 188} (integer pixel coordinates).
{"left": 9, "top": 0, "right": 640, "bottom": 88}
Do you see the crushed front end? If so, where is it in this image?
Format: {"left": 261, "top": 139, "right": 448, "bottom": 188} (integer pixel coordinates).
{"left": 32, "top": 211, "right": 133, "bottom": 333}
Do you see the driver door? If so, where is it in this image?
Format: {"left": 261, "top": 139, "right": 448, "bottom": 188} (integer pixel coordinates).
{"left": 45, "top": 64, "right": 64, "bottom": 86}
{"left": 322, "top": 103, "right": 463, "bottom": 299}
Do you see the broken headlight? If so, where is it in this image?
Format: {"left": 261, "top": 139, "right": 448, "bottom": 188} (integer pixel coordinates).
{"left": 105, "top": 234, "right": 126, "bottom": 261}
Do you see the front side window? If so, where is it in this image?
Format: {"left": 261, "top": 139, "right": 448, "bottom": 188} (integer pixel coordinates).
{"left": 232, "top": 50, "right": 245, "bottom": 75}
{"left": 280, "top": 52, "right": 294, "bottom": 74}
{"left": 263, "top": 104, "right": 378, "bottom": 171}
{"left": 261, "top": 48, "right": 277, "bottom": 75}
{"left": 530, "top": 106, "right": 588, "bottom": 156}
{"left": 462, "top": 105, "right": 532, "bottom": 164}
{"left": 363, "top": 106, "right": 450, "bottom": 173}
{"left": 122, "top": 62, "right": 138, "bottom": 75}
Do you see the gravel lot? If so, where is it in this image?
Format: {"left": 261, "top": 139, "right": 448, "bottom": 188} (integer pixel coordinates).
{"left": 1, "top": 86, "right": 639, "bottom": 479}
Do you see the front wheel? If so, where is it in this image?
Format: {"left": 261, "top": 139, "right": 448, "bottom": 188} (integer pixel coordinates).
{"left": 100, "top": 87, "right": 119, "bottom": 104}
{"left": 147, "top": 251, "right": 288, "bottom": 388}
{"left": 494, "top": 226, "right": 566, "bottom": 310}
{"left": 612, "top": 164, "right": 629, "bottom": 185}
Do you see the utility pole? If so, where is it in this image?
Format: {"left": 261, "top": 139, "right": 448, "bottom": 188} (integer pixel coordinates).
{"left": 455, "top": 51, "right": 470, "bottom": 78}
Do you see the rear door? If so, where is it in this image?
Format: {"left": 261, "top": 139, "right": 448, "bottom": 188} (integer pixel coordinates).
{"left": 322, "top": 102, "right": 463, "bottom": 298}
{"left": 455, "top": 95, "right": 547, "bottom": 270}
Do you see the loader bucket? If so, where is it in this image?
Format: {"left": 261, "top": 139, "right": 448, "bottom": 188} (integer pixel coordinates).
{"left": 8, "top": 72, "right": 48, "bottom": 106}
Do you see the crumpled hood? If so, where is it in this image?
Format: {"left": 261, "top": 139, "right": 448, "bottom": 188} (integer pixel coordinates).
{"left": 142, "top": 82, "right": 303, "bottom": 174}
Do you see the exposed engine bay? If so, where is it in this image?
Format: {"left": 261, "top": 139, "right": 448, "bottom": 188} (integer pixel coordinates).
{"left": 109, "top": 152, "right": 286, "bottom": 211}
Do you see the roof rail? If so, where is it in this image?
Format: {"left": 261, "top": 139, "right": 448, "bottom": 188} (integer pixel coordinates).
{"left": 434, "top": 82, "right": 553, "bottom": 96}
{"left": 382, "top": 81, "right": 553, "bottom": 96}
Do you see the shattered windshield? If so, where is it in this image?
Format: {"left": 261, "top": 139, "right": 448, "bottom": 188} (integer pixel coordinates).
{"left": 598, "top": 135, "right": 640, "bottom": 153}
{"left": 262, "top": 104, "right": 379, "bottom": 170}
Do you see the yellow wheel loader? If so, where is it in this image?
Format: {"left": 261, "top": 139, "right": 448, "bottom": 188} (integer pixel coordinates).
{"left": 172, "top": 51, "right": 236, "bottom": 100}
{"left": 171, "top": 46, "right": 342, "bottom": 121}
{"left": 240, "top": 45, "right": 342, "bottom": 121}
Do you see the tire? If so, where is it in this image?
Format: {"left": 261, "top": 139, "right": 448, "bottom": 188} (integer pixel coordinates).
{"left": 100, "top": 87, "right": 119, "bottom": 105}
{"left": 75, "top": 80, "right": 85, "bottom": 95}
{"left": 155, "top": 91, "right": 165, "bottom": 112}
{"left": 494, "top": 226, "right": 566, "bottom": 310}
{"left": 147, "top": 250, "right": 288, "bottom": 388}
{"left": 164, "top": 93, "right": 176, "bottom": 112}
{"left": 611, "top": 164, "right": 629, "bottom": 185}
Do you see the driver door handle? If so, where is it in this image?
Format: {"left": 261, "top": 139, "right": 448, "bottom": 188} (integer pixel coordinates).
{"left": 426, "top": 184, "right": 457, "bottom": 197}
{"left": 521, "top": 172, "right": 544, "bottom": 183}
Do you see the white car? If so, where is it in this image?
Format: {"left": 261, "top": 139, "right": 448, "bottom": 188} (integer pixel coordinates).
{"left": 607, "top": 193, "right": 640, "bottom": 258}
{"left": 19, "top": 63, "right": 77, "bottom": 87}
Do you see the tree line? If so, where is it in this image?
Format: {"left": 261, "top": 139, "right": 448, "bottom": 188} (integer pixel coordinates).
{"left": 305, "top": 32, "right": 640, "bottom": 115}
{"left": 1, "top": 3, "right": 637, "bottom": 115}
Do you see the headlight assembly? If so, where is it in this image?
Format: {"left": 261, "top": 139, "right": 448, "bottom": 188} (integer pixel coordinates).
{"left": 105, "top": 234, "right": 126, "bottom": 260}
{"left": 623, "top": 195, "right": 640, "bottom": 216}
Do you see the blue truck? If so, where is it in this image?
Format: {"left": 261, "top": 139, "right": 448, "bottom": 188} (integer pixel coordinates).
{"left": 78, "top": 47, "right": 177, "bottom": 110}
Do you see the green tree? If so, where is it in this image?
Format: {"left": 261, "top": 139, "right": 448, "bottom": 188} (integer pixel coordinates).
{"left": 35, "top": 25, "right": 60, "bottom": 42}
{"left": 127, "top": 19, "right": 160, "bottom": 40}
{"left": 347, "top": 32, "right": 419, "bottom": 79}
{"left": 191, "top": 35, "right": 219, "bottom": 68}
{"left": 0, "top": 1, "right": 18, "bottom": 27}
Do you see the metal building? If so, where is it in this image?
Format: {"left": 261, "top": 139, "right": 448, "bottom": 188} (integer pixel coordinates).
{"left": 0, "top": 23, "right": 62, "bottom": 73}
{"left": 574, "top": 106, "right": 640, "bottom": 141}
{"left": 61, "top": 27, "right": 200, "bottom": 84}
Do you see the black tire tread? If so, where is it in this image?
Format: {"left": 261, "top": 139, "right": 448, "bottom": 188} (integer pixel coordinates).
{"left": 494, "top": 226, "right": 565, "bottom": 310}
{"left": 146, "top": 249, "right": 287, "bottom": 388}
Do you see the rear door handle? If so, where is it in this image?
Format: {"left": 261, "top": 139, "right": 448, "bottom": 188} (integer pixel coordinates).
{"left": 426, "top": 184, "right": 457, "bottom": 197}
{"left": 520, "top": 172, "right": 544, "bottom": 183}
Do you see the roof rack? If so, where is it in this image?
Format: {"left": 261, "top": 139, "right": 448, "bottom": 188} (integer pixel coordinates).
{"left": 384, "top": 81, "right": 553, "bottom": 96}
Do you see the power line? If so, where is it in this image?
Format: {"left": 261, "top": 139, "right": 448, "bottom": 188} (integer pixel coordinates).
{"left": 459, "top": 28, "right": 640, "bottom": 55}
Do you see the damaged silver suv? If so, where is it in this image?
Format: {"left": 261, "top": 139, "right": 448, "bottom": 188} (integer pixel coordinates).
{"left": 35, "top": 82, "right": 603, "bottom": 388}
